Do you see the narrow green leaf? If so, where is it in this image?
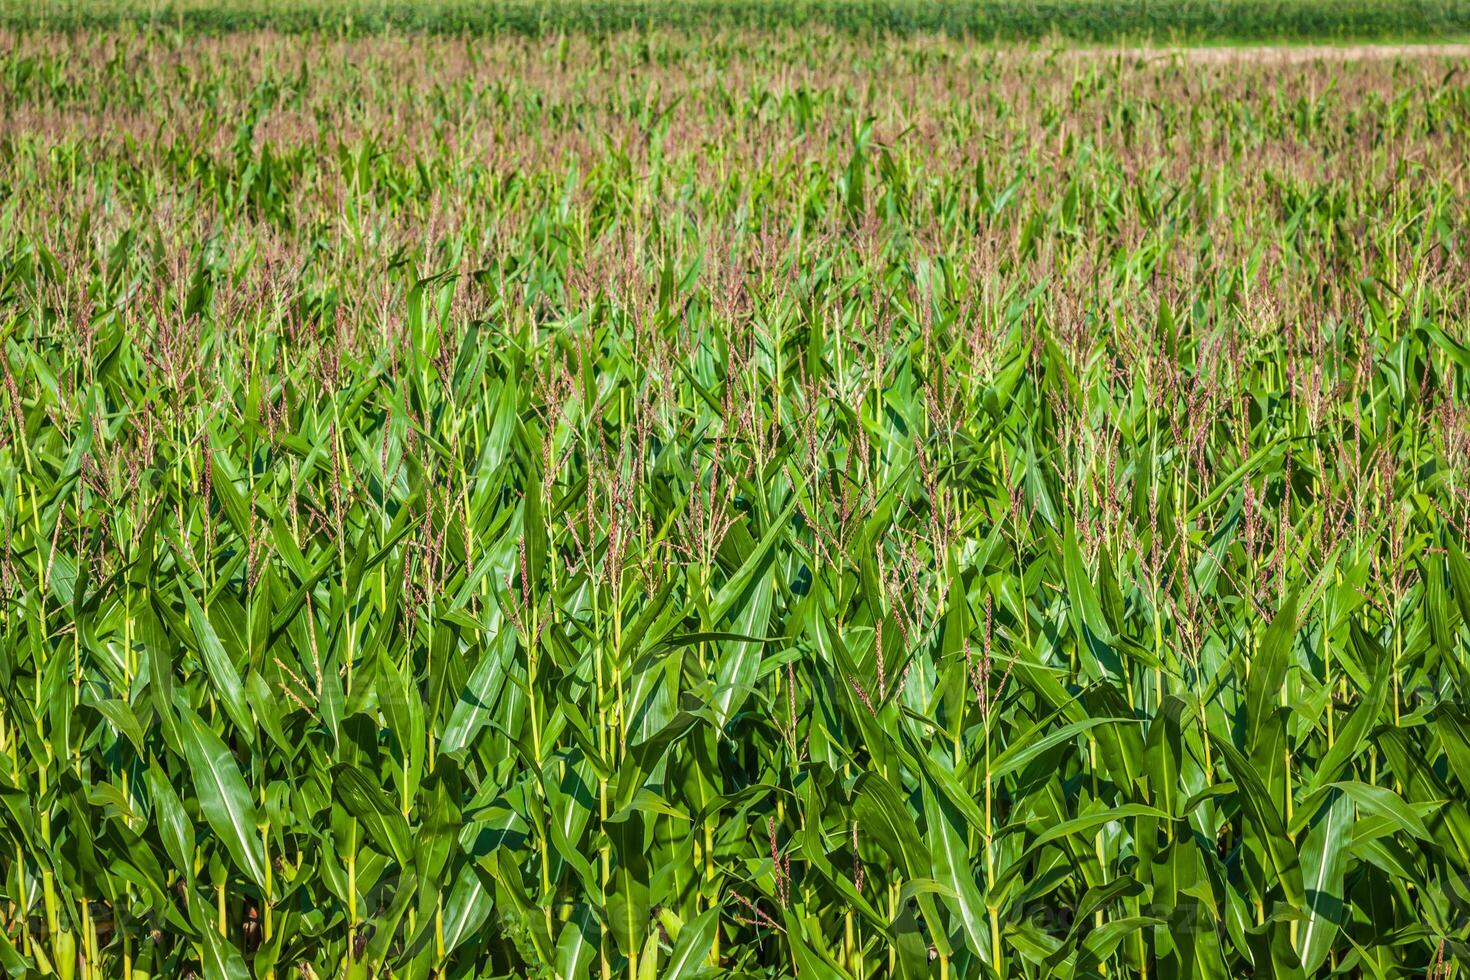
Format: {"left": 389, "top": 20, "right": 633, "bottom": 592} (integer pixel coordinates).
{"left": 178, "top": 706, "right": 268, "bottom": 890}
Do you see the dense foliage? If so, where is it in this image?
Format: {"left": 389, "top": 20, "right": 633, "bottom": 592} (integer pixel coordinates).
{"left": 3, "top": 0, "right": 1469, "bottom": 43}
{"left": 2, "top": 26, "right": 1470, "bottom": 980}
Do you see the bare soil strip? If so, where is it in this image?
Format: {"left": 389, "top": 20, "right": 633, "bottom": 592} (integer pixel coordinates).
{"left": 1104, "top": 43, "right": 1470, "bottom": 62}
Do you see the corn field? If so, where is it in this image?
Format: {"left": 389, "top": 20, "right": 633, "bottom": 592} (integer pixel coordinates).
{"left": 2, "top": 24, "right": 1470, "bottom": 980}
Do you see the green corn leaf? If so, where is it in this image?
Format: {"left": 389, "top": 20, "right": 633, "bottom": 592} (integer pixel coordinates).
{"left": 1298, "top": 788, "right": 1351, "bottom": 974}
{"left": 178, "top": 584, "right": 255, "bottom": 739}
{"left": 177, "top": 705, "right": 269, "bottom": 891}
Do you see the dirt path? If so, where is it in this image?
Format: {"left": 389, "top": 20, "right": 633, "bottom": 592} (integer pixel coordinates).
{"left": 1102, "top": 43, "right": 1470, "bottom": 63}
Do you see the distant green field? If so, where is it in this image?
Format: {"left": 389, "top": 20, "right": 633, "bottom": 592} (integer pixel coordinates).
{"left": 3, "top": 0, "right": 1468, "bottom": 42}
